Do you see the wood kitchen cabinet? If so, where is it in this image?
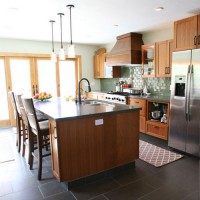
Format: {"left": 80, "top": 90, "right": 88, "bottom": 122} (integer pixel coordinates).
{"left": 128, "top": 98, "right": 146, "bottom": 133}
{"left": 174, "top": 15, "right": 200, "bottom": 51}
{"left": 142, "top": 44, "right": 155, "bottom": 77}
{"left": 155, "top": 40, "right": 173, "bottom": 77}
{"left": 146, "top": 100, "right": 170, "bottom": 140}
{"left": 94, "top": 48, "right": 121, "bottom": 78}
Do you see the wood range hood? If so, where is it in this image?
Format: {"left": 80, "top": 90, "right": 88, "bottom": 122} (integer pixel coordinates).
{"left": 106, "top": 32, "right": 144, "bottom": 66}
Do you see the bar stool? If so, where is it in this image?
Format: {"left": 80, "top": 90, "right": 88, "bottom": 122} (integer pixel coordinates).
{"left": 8, "top": 91, "right": 23, "bottom": 152}
{"left": 22, "top": 97, "right": 51, "bottom": 180}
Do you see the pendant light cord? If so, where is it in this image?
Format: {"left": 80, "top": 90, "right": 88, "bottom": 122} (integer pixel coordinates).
{"left": 49, "top": 20, "right": 55, "bottom": 52}
{"left": 67, "top": 5, "right": 75, "bottom": 45}
{"left": 69, "top": 6, "right": 72, "bottom": 45}
{"left": 58, "top": 13, "right": 64, "bottom": 48}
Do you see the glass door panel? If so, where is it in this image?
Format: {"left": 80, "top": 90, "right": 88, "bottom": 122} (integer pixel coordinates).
{"left": 10, "top": 59, "right": 32, "bottom": 96}
{"left": 59, "top": 60, "right": 76, "bottom": 98}
{"left": 36, "top": 59, "right": 57, "bottom": 97}
{"left": 0, "top": 59, "right": 10, "bottom": 125}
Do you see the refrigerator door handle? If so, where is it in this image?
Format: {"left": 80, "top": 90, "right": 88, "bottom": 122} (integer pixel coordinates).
{"left": 187, "top": 64, "right": 193, "bottom": 121}
{"left": 185, "top": 65, "right": 190, "bottom": 121}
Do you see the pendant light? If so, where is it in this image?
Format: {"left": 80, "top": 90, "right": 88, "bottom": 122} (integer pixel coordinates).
{"left": 67, "top": 4, "right": 75, "bottom": 58}
{"left": 58, "top": 13, "right": 65, "bottom": 60}
{"left": 49, "top": 20, "right": 57, "bottom": 62}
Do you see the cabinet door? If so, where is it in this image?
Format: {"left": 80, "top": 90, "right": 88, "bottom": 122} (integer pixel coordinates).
{"left": 174, "top": 16, "right": 198, "bottom": 51}
{"left": 156, "top": 41, "right": 168, "bottom": 77}
{"left": 94, "top": 54, "right": 101, "bottom": 78}
{"left": 197, "top": 15, "right": 200, "bottom": 48}
{"left": 128, "top": 98, "right": 146, "bottom": 117}
{"left": 156, "top": 40, "right": 173, "bottom": 77}
{"left": 139, "top": 116, "right": 146, "bottom": 133}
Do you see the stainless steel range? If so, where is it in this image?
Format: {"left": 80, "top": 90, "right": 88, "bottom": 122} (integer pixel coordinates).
{"left": 104, "top": 92, "right": 129, "bottom": 104}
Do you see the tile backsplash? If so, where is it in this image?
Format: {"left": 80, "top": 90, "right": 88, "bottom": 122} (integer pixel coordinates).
{"left": 100, "top": 66, "right": 171, "bottom": 96}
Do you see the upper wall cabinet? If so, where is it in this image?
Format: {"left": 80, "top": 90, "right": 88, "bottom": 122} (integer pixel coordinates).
{"left": 142, "top": 44, "right": 155, "bottom": 78}
{"left": 174, "top": 15, "right": 200, "bottom": 51}
{"left": 142, "top": 40, "right": 173, "bottom": 78}
{"left": 155, "top": 40, "right": 173, "bottom": 77}
{"left": 94, "top": 48, "right": 106, "bottom": 78}
{"left": 94, "top": 48, "right": 121, "bottom": 78}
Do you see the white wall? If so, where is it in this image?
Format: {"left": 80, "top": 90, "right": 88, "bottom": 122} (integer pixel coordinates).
{"left": 0, "top": 38, "right": 101, "bottom": 91}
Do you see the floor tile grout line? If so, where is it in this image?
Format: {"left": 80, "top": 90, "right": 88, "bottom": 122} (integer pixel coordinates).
{"left": 69, "top": 190, "right": 78, "bottom": 200}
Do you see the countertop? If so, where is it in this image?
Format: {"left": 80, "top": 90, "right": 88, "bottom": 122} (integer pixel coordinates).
{"left": 34, "top": 97, "right": 141, "bottom": 121}
{"left": 128, "top": 94, "right": 170, "bottom": 103}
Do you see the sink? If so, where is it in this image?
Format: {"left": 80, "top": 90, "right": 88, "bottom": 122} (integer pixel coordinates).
{"left": 83, "top": 100, "right": 101, "bottom": 105}
{"left": 83, "top": 100, "right": 115, "bottom": 106}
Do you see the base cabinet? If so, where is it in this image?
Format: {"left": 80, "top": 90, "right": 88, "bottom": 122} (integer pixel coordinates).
{"left": 49, "top": 111, "right": 139, "bottom": 182}
{"left": 128, "top": 98, "right": 146, "bottom": 133}
{"left": 146, "top": 121, "right": 168, "bottom": 140}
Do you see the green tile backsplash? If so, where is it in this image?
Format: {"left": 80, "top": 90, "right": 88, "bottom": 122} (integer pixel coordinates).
{"left": 100, "top": 66, "right": 171, "bottom": 96}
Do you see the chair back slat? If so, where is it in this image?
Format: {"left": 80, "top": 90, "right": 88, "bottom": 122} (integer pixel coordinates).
{"left": 22, "top": 97, "right": 39, "bottom": 132}
{"left": 15, "top": 94, "right": 29, "bottom": 126}
{"left": 8, "top": 91, "right": 19, "bottom": 117}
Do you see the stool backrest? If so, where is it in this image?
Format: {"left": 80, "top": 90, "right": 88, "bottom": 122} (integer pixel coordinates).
{"left": 8, "top": 91, "right": 19, "bottom": 118}
{"left": 22, "top": 97, "right": 39, "bottom": 132}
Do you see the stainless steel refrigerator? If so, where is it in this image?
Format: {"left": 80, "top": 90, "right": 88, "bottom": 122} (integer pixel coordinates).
{"left": 168, "top": 49, "right": 200, "bottom": 157}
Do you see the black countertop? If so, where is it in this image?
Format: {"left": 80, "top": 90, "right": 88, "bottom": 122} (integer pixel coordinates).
{"left": 34, "top": 97, "right": 141, "bottom": 121}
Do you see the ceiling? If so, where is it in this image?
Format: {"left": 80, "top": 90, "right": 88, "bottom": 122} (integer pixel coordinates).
{"left": 0, "top": 0, "right": 200, "bottom": 45}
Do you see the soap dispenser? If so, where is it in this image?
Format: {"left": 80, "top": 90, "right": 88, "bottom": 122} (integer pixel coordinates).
{"left": 143, "top": 84, "right": 148, "bottom": 94}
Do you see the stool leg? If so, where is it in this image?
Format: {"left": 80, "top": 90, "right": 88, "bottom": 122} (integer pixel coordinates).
{"left": 37, "top": 134, "right": 43, "bottom": 180}
{"left": 29, "top": 130, "right": 34, "bottom": 170}
{"left": 22, "top": 123, "right": 26, "bottom": 157}
{"left": 16, "top": 117, "right": 21, "bottom": 153}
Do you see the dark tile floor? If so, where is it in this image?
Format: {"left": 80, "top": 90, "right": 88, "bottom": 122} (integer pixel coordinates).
{"left": 0, "top": 127, "right": 199, "bottom": 200}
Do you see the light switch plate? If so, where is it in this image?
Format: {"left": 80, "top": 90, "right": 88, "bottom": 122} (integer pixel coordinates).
{"left": 95, "top": 119, "right": 104, "bottom": 126}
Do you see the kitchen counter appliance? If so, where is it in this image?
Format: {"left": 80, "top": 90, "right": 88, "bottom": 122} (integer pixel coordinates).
{"left": 105, "top": 92, "right": 130, "bottom": 104}
{"left": 168, "top": 50, "right": 200, "bottom": 157}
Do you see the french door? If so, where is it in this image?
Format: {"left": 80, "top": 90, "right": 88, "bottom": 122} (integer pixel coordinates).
{"left": 0, "top": 54, "right": 81, "bottom": 126}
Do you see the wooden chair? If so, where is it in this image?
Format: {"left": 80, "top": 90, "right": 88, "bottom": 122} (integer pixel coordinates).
{"left": 8, "top": 91, "right": 23, "bottom": 152}
{"left": 22, "top": 97, "right": 51, "bottom": 180}
{"left": 15, "top": 94, "right": 33, "bottom": 163}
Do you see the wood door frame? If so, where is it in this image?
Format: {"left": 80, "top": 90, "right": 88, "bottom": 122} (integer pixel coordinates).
{"left": 0, "top": 53, "right": 82, "bottom": 127}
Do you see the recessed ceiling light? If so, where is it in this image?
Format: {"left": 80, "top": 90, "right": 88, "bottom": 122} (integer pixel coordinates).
{"left": 113, "top": 25, "right": 119, "bottom": 27}
{"left": 155, "top": 7, "right": 164, "bottom": 11}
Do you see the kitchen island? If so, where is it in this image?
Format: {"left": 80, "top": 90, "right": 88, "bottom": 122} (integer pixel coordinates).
{"left": 34, "top": 97, "right": 140, "bottom": 187}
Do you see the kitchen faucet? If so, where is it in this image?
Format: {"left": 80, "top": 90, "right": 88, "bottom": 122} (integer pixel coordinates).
{"left": 77, "top": 78, "right": 91, "bottom": 104}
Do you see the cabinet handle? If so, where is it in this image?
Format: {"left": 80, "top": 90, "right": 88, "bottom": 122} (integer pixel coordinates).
{"left": 153, "top": 126, "right": 159, "bottom": 129}
{"left": 135, "top": 101, "right": 139, "bottom": 103}
{"left": 54, "top": 127, "right": 57, "bottom": 139}
{"left": 194, "top": 36, "right": 197, "bottom": 45}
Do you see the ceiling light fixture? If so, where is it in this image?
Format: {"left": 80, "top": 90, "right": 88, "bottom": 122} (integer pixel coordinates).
{"left": 58, "top": 13, "right": 65, "bottom": 60}
{"left": 155, "top": 7, "right": 164, "bottom": 11}
{"left": 49, "top": 20, "right": 57, "bottom": 62}
{"left": 67, "top": 4, "right": 75, "bottom": 58}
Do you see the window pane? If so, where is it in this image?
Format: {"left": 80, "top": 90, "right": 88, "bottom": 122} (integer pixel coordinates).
{"left": 59, "top": 61, "right": 76, "bottom": 97}
{"left": 37, "top": 60, "right": 57, "bottom": 97}
{"left": 10, "top": 59, "right": 31, "bottom": 96}
{"left": 0, "top": 60, "right": 9, "bottom": 120}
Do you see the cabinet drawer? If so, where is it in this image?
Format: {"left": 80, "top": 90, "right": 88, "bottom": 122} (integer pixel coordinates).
{"left": 128, "top": 98, "right": 146, "bottom": 116}
{"left": 146, "top": 122, "right": 168, "bottom": 140}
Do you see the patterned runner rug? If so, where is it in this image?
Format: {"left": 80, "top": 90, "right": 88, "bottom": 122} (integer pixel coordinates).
{"left": 139, "top": 140, "right": 183, "bottom": 167}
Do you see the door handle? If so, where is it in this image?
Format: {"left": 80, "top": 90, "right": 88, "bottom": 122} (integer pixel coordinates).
{"left": 185, "top": 65, "right": 190, "bottom": 121}
{"left": 187, "top": 64, "right": 193, "bottom": 121}
{"left": 32, "top": 85, "right": 35, "bottom": 96}
{"left": 194, "top": 36, "right": 197, "bottom": 45}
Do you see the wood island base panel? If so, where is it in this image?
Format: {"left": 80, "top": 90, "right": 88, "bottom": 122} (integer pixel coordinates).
{"left": 49, "top": 111, "right": 139, "bottom": 183}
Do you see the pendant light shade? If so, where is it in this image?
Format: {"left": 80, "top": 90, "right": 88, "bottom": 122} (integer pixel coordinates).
{"left": 49, "top": 20, "right": 57, "bottom": 62}
{"left": 58, "top": 13, "right": 65, "bottom": 60}
{"left": 67, "top": 4, "right": 75, "bottom": 58}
